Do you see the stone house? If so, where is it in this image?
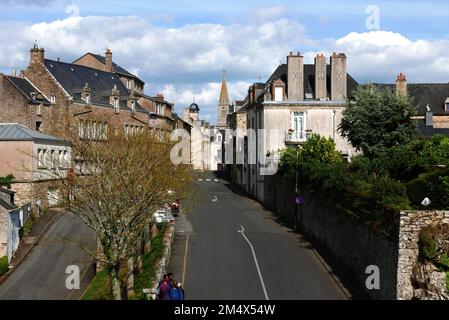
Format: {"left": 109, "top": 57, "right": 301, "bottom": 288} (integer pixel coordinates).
{"left": 376, "top": 74, "right": 449, "bottom": 137}
{"left": 0, "top": 46, "right": 179, "bottom": 140}
{"left": 0, "top": 188, "right": 21, "bottom": 263}
{"left": 0, "top": 123, "right": 71, "bottom": 207}
{"left": 228, "top": 51, "right": 358, "bottom": 201}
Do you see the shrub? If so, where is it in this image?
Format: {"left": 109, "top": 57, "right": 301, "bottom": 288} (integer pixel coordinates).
{"left": 407, "top": 169, "right": 449, "bottom": 209}
{"left": 372, "top": 176, "right": 410, "bottom": 210}
{"left": 0, "top": 174, "right": 14, "bottom": 189}
{"left": 0, "top": 256, "right": 9, "bottom": 276}
{"left": 419, "top": 225, "right": 449, "bottom": 271}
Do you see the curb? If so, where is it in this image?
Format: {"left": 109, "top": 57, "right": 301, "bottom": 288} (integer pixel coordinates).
{"left": 146, "top": 222, "right": 176, "bottom": 300}
{"left": 0, "top": 209, "right": 65, "bottom": 286}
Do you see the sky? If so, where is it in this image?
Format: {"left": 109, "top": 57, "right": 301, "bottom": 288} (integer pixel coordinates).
{"left": 1, "top": 0, "right": 448, "bottom": 123}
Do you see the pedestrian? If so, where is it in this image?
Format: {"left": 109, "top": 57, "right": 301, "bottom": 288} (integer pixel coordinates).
{"left": 167, "top": 273, "right": 174, "bottom": 287}
{"left": 158, "top": 276, "right": 171, "bottom": 300}
{"left": 168, "top": 281, "right": 183, "bottom": 300}
{"left": 177, "top": 282, "right": 185, "bottom": 300}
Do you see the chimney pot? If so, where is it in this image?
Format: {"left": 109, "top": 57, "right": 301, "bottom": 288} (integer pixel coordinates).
{"left": 105, "top": 49, "right": 113, "bottom": 73}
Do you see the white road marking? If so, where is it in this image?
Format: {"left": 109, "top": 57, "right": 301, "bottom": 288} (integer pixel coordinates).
{"left": 198, "top": 179, "right": 203, "bottom": 182}
{"left": 238, "top": 225, "right": 270, "bottom": 300}
{"left": 206, "top": 179, "right": 211, "bottom": 182}
{"left": 214, "top": 179, "right": 219, "bottom": 182}
{"left": 212, "top": 196, "right": 218, "bottom": 202}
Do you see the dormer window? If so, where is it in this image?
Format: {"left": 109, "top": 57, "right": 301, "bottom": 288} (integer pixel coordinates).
{"left": 273, "top": 79, "right": 285, "bottom": 102}
{"left": 131, "top": 100, "right": 136, "bottom": 113}
{"left": 85, "top": 94, "right": 91, "bottom": 105}
{"left": 113, "top": 98, "right": 120, "bottom": 113}
{"left": 445, "top": 98, "right": 449, "bottom": 111}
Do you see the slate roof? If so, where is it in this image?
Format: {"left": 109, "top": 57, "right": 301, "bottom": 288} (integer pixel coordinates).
{"left": 44, "top": 59, "right": 148, "bottom": 114}
{"left": 375, "top": 83, "right": 449, "bottom": 115}
{"left": 0, "top": 123, "right": 69, "bottom": 146}
{"left": 88, "top": 53, "right": 143, "bottom": 83}
{"left": 265, "top": 64, "right": 359, "bottom": 100}
{"left": 4, "top": 75, "right": 51, "bottom": 105}
{"left": 417, "top": 122, "right": 449, "bottom": 138}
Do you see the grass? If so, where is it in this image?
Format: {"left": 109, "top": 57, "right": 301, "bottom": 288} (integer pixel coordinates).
{"left": 82, "top": 223, "right": 167, "bottom": 300}
{"left": 81, "top": 269, "right": 113, "bottom": 300}
{"left": 0, "top": 256, "right": 9, "bottom": 276}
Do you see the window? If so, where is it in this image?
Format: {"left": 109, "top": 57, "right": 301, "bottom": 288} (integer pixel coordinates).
{"left": 43, "top": 149, "right": 49, "bottom": 168}
{"left": 85, "top": 94, "right": 91, "bottom": 105}
{"left": 291, "top": 112, "right": 306, "bottom": 141}
{"left": 63, "top": 150, "right": 69, "bottom": 168}
{"left": 58, "top": 150, "right": 64, "bottom": 168}
{"left": 131, "top": 101, "right": 136, "bottom": 113}
{"left": 36, "top": 121, "right": 42, "bottom": 132}
{"left": 445, "top": 100, "right": 449, "bottom": 111}
{"left": 50, "top": 150, "right": 56, "bottom": 169}
{"left": 217, "top": 135, "right": 222, "bottom": 143}
{"left": 114, "top": 98, "right": 120, "bottom": 113}
{"left": 38, "top": 149, "right": 45, "bottom": 168}
{"left": 50, "top": 95, "right": 56, "bottom": 104}
{"left": 37, "top": 103, "right": 42, "bottom": 116}
{"left": 127, "top": 79, "right": 132, "bottom": 90}
{"left": 274, "top": 87, "right": 283, "bottom": 102}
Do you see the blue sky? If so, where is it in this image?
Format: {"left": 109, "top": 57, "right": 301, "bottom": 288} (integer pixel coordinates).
{"left": 1, "top": 0, "right": 448, "bottom": 123}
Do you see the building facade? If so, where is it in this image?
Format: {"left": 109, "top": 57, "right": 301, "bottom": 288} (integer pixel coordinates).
{"left": 227, "top": 51, "right": 358, "bottom": 202}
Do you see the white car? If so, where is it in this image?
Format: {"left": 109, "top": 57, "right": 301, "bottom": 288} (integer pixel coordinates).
{"left": 153, "top": 208, "right": 175, "bottom": 224}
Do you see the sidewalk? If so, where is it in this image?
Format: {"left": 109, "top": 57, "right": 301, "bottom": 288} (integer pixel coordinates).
{"left": 0, "top": 208, "right": 65, "bottom": 284}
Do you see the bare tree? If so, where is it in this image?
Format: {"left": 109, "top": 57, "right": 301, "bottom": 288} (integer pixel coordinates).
{"left": 46, "top": 120, "right": 194, "bottom": 300}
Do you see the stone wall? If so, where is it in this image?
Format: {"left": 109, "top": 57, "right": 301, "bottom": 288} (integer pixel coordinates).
{"left": 260, "top": 174, "right": 449, "bottom": 299}
{"left": 397, "top": 210, "right": 449, "bottom": 300}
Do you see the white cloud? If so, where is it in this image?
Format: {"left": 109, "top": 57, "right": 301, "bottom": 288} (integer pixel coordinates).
{"left": 328, "top": 31, "right": 449, "bottom": 83}
{"left": 2, "top": 15, "right": 449, "bottom": 124}
{"left": 0, "top": 14, "right": 310, "bottom": 123}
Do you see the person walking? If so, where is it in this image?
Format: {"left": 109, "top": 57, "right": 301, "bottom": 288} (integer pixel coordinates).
{"left": 158, "top": 277, "right": 171, "bottom": 300}
{"left": 177, "top": 282, "right": 185, "bottom": 300}
{"left": 168, "top": 281, "right": 183, "bottom": 300}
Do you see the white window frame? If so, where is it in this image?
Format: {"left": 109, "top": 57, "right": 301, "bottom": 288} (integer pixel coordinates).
{"left": 274, "top": 87, "right": 283, "bottom": 102}
{"left": 291, "top": 112, "right": 306, "bottom": 142}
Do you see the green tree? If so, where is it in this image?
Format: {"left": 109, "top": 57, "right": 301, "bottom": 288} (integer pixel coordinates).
{"left": 339, "top": 85, "right": 417, "bottom": 157}
{"left": 0, "top": 174, "right": 14, "bottom": 189}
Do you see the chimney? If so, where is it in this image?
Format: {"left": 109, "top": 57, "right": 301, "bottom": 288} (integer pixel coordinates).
{"left": 30, "top": 44, "right": 45, "bottom": 65}
{"left": 396, "top": 73, "right": 408, "bottom": 96}
{"left": 156, "top": 94, "right": 164, "bottom": 102}
{"left": 105, "top": 48, "right": 113, "bottom": 73}
{"left": 315, "top": 53, "right": 327, "bottom": 100}
{"left": 287, "top": 51, "right": 304, "bottom": 101}
{"left": 331, "top": 52, "right": 347, "bottom": 100}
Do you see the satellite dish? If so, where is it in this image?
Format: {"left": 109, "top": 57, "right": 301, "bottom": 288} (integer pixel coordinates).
{"left": 421, "top": 197, "right": 431, "bottom": 207}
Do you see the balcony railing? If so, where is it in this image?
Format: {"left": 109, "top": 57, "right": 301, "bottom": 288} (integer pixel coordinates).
{"left": 285, "top": 130, "right": 308, "bottom": 144}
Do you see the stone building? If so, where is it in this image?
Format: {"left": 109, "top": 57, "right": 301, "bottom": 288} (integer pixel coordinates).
{"left": 376, "top": 73, "right": 449, "bottom": 137}
{"left": 0, "top": 46, "right": 180, "bottom": 140}
{"left": 227, "top": 51, "right": 358, "bottom": 201}
{"left": 182, "top": 101, "right": 222, "bottom": 171}
{"left": 0, "top": 123, "right": 71, "bottom": 207}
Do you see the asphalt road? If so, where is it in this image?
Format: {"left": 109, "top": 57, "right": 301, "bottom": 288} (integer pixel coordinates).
{"left": 170, "top": 173, "right": 348, "bottom": 300}
{"left": 0, "top": 213, "right": 95, "bottom": 300}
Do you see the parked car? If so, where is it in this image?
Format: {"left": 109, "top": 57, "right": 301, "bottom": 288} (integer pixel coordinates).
{"left": 153, "top": 208, "right": 175, "bottom": 224}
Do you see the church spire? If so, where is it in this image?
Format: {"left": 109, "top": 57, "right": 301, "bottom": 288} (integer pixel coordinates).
{"left": 219, "top": 70, "right": 230, "bottom": 107}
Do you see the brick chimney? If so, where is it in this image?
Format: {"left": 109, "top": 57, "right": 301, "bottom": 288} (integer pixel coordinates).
{"left": 396, "top": 73, "right": 407, "bottom": 96}
{"left": 30, "top": 44, "right": 45, "bottom": 65}
{"left": 105, "top": 48, "right": 113, "bottom": 73}
{"left": 287, "top": 51, "right": 304, "bottom": 101}
{"left": 331, "top": 52, "right": 347, "bottom": 100}
{"left": 315, "top": 53, "right": 327, "bottom": 100}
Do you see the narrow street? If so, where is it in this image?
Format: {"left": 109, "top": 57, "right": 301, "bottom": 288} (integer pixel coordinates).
{"left": 0, "top": 213, "right": 95, "bottom": 300}
{"left": 170, "top": 173, "right": 349, "bottom": 300}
